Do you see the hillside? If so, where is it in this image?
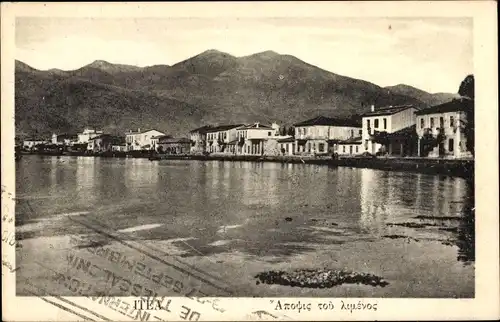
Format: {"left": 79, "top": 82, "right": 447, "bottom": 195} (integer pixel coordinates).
{"left": 385, "top": 84, "right": 459, "bottom": 106}
{"left": 14, "top": 50, "right": 454, "bottom": 137}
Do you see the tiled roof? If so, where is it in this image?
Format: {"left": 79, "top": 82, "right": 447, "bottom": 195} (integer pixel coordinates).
{"left": 294, "top": 116, "right": 361, "bottom": 127}
{"left": 361, "top": 105, "right": 415, "bottom": 117}
{"left": 205, "top": 124, "right": 245, "bottom": 133}
{"left": 125, "top": 129, "right": 164, "bottom": 135}
{"left": 414, "top": 98, "right": 473, "bottom": 115}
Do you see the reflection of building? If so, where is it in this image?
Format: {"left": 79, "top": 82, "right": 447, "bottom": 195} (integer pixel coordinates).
{"left": 294, "top": 116, "right": 362, "bottom": 156}
{"left": 415, "top": 99, "right": 473, "bottom": 158}
{"left": 361, "top": 105, "right": 417, "bottom": 156}
{"left": 157, "top": 137, "right": 191, "bottom": 154}
{"left": 359, "top": 169, "right": 389, "bottom": 235}
{"left": 78, "top": 128, "right": 103, "bottom": 144}
{"left": 205, "top": 124, "right": 244, "bottom": 154}
{"left": 125, "top": 129, "right": 165, "bottom": 151}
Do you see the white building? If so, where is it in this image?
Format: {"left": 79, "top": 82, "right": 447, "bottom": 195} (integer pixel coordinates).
{"left": 415, "top": 98, "right": 473, "bottom": 158}
{"left": 77, "top": 128, "right": 104, "bottom": 144}
{"left": 236, "top": 122, "right": 280, "bottom": 155}
{"left": 205, "top": 124, "right": 244, "bottom": 154}
{"left": 361, "top": 105, "right": 417, "bottom": 155}
{"left": 23, "top": 138, "right": 48, "bottom": 149}
{"left": 337, "top": 137, "right": 363, "bottom": 156}
{"left": 125, "top": 128, "right": 166, "bottom": 151}
{"left": 293, "top": 116, "right": 362, "bottom": 156}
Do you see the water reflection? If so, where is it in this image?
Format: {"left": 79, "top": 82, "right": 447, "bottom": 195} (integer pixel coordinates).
{"left": 456, "top": 180, "right": 475, "bottom": 263}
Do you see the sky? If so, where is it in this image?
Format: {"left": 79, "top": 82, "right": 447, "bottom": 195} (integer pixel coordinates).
{"left": 15, "top": 17, "right": 473, "bottom": 93}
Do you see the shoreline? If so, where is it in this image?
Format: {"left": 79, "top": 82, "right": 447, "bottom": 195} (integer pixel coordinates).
{"left": 19, "top": 151, "right": 474, "bottom": 179}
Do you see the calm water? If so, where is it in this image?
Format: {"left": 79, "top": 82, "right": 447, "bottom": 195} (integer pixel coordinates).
{"left": 15, "top": 155, "right": 475, "bottom": 297}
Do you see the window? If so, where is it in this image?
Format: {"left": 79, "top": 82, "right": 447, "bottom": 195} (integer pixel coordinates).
{"left": 359, "top": 129, "right": 362, "bottom": 135}
{"left": 285, "top": 144, "right": 289, "bottom": 153}
{"left": 343, "top": 146, "right": 346, "bottom": 153}
{"left": 449, "top": 138, "right": 454, "bottom": 152}
{"left": 383, "top": 118, "right": 387, "bottom": 129}
{"left": 439, "top": 117, "right": 444, "bottom": 128}
{"left": 450, "top": 116, "right": 454, "bottom": 128}
{"left": 307, "top": 143, "right": 311, "bottom": 152}
{"left": 374, "top": 119, "right": 379, "bottom": 128}
{"left": 366, "top": 119, "right": 371, "bottom": 129}
{"left": 318, "top": 143, "right": 325, "bottom": 152}
{"left": 356, "top": 146, "right": 359, "bottom": 153}
{"left": 420, "top": 118, "right": 425, "bottom": 129}
{"left": 430, "top": 117, "right": 435, "bottom": 128}
{"left": 350, "top": 130, "right": 354, "bottom": 137}
{"left": 268, "top": 132, "right": 271, "bottom": 136}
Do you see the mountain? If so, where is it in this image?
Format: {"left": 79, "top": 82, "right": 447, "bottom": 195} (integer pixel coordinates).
{"left": 14, "top": 50, "right": 453, "bottom": 137}
{"left": 385, "top": 84, "right": 459, "bottom": 106}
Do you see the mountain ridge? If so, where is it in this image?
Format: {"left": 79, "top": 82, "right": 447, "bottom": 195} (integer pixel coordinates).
{"left": 14, "top": 50, "right": 458, "bottom": 137}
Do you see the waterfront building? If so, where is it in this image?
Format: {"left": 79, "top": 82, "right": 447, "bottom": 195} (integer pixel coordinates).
{"left": 337, "top": 137, "right": 363, "bottom": 156}
{"left": 236, "top": 122, "right": 280, "bottom": 155}
{"left": 157, "top": 137, "right": 191, "bottom": 154}
{"left": 293, "top": 116, "right": 362, "bottom": 156}
{"left": 414, "top": 98, "right": 473, "bottom": 158}
{"left": 77, "top": 128, "right": 104, "bottom": 144}
{"left": 205, "top": 124, "right": 244, "bottom": 154}
{"left": 51, "top": 133, "right": 78, "bottom": 146}
{"left": 189, "top": 125, "right": 213, "bottom": 154}
{"left": 87, "top": 134, "right": 125, "bottom": 153}
{"left": 274, "top": 137, "right": 296, "bottom": 156}
{"left": 125, "top": 128, "right": 166, "bottom": 151}
{"left": 361, "top": 105, "right": 418, "bottom": 156}
{"left": 23, "top": 138, "right": 49, "bottom": 150}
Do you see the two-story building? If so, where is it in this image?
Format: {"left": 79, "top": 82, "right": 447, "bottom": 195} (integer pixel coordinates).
{"left": 414, "top": 98, "right": 473, "bottom": 158}
{"left": 205, "top": 124, "right": 244, "bottom": 154}
{"left": 78, "top": 128, "right": 103, "bottom": 144}
{"left": 87, "top": 134, "right": 124, "bottom": 153}
{"left": 189, "top": 125, "right": 212, "bottom": 155}
{"left": 125, "top": 128, "right": 166, "bottom": 151}
{"left": 157, "top": 137, "right": 191, "bottom": 155}
{"left": 293, "top": 116, "right": 362, "bottom": 156}
{"left": 236, "top": 122, "right": 280, "bottom": 155}
{"left": 52, "top": 133, "right": 78, "bottom": 146}
{"left": 361, "top": 105, "right": 418, "bottom": 156}
{"left": 23, "top": 138, "right": 49, "bottom": 150}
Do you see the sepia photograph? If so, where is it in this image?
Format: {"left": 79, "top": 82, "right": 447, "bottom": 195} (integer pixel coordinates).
{"left": 2, "top": 1, "right": 498, "bottom": 321}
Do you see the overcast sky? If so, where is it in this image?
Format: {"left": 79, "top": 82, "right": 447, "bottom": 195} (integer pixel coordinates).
{"left": 15, "top": 17, "right": 472, "bottom": 93}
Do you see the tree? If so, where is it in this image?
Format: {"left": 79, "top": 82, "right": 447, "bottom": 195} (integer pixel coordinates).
{"left": 287, "top": 126, "right": 295, "bottom": 137}
{"left": 458, "top": 75, "right": 474, "bottom": 99}
{"left": 458, "top": 75, "right": 475, "bottom": 156}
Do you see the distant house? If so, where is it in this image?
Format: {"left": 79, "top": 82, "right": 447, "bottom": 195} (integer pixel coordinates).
{"left": 23, "top": 138, "right": 49, "bottom": 150}
{"left": 78, "top": 128, "right": 103, "bottom": 144}
{"left": 293, "top": 116, "right": 362, "bottom": 156}
{"left": 125, "top": 128, "right": 166, "bottom": 151}
{"left": 236, "top": 122, "right": 280, "bottom": 155}
{"left": 415, "top": 98, "right": 473, "bottom": 158}
{"left": 361, "top": 105, "right": 418, "bottom": 156}
{"left": 87, "top": 134, "right": 125, "bottom": 153}
{"left": 189, "top": 125, "right": 212, "bottom": 154}
{"left": 52, "top": 133, "right": 78, "bottom": 146}
{"left": 274, "top": 136, "right": 296, "bottom": 156}
{"left": 337, "top": 137, "right": 363, "bottom": 156}
{"left": 205, "top": 124, "right": 244, "bottom": 154}
{"left": 157, "top": 137, "right": 191, "bottom": 155}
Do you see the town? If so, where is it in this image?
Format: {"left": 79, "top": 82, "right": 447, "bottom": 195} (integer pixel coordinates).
{"left": 19, "top": 97, "right": 474, "bottom": 163}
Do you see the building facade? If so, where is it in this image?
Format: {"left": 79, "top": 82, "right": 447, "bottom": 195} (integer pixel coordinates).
{"left": 52, "top": 133, "right": 78, "bottom": 146}
{"left": 125, "top": 129, "right": 166, "bottom": 151}
{"left": 157, "top": 137, "right": 191, "bottom": 154}
{"left": 189, "top": 126, "right": 212, "bottom": 154}
{"left": 205, "top": 124, "right": 244, "bottom": 154}
{"left": 78, "top": 128, "right": 103, "bottom": 144}
{"left": 293, "top": 116, "right": 362, "bottom": 156}
{"left": 23, "top": 138, "right": 49, "bottom": 149}
{"left": 236, "top": 123, "right": 280, "bottom": 155}
{"left": 361, "top": 105, "right": 417, "bottom": 156}
{"left": 415, "top": 98, "right": 473, "bottom": 158}
{"left": 337, "top": 137, "right": 363, "bottom": 156}
{"left": 87, "top": 135, "right": 124, "bottom": 153}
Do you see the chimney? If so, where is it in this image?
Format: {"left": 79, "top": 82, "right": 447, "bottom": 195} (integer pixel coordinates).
{"left": 138, "top": 128, "right": 141, "bottom": 133}
{"left": 256, "top": 122, "right": 260, "bottom": 128}
{"left": 371, "top": 104, "right": 375, "bottom": 112}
